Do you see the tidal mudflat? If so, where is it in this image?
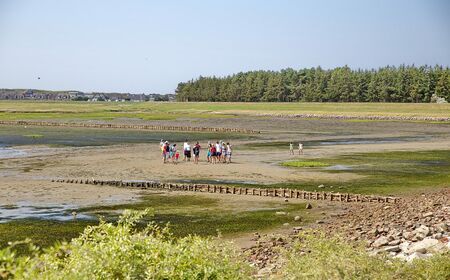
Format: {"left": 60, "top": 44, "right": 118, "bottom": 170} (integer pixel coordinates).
{"left": 1, "top": 111, "right": 449, "bottom": 256}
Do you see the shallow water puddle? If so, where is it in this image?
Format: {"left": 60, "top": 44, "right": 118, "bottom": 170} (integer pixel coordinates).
{"left": 324, "top": 164, "right": 352, "bottom": 171}
{"left": 0, "top": 146, "right": 27, "bottom": 159}
{"left": 318, "top": 136, "right": 429, "bottom": 146}
{"left": 0, "top": 202, "right": 93, "bottom": 223}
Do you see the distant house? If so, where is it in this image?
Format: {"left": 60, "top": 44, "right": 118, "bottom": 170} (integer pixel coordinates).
{"left": 90, "top": 93, "right": 108, "bottom": 102}
{"left": 68, "top": 91, "right": 85, "bottom": 99}
{"left": 0, "top": 88, "right": 175, "bottom": 102}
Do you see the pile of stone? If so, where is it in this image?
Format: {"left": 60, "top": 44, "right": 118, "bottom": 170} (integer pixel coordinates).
{"left": 321, "top": 189, "right": 450, "bottom": 261}
{"left": 244, "top": 233, "right": 293, "bottom": 278}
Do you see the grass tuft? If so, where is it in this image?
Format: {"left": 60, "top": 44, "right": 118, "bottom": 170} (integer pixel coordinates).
{"left": 282, "top": 231, "right": 450, "bottom": 280}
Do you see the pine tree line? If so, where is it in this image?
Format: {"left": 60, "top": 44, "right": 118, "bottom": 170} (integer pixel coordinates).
{"left": 175, "top": 65, "right": 450, "bottom": 102}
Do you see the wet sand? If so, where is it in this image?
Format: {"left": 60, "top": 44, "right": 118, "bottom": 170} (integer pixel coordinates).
{"left": 2, "top": 137, "right": 450, "bottom": 207}
{"left": 1, "top": 117, "right": 450, "bottom": 207}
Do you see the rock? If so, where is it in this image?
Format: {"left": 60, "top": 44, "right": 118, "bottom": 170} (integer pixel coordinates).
{"left": 283, "top": 223, "right": 290, "bottom": 226}
{"left": 316, "top": 220, "right": 324, "bottom": 224}
{"left": 422, "top": 212, "right": 434, "bottom": 218}
{"left": 294, "top": 216, "right": 301, "bottom": 221}
{"left": 292, "top": 226, "right": 302, "bottom": 232}
{"left": 407, "top": 252, "right": 431, "bottom": 262}
{"left": 440, "top": 237, "right": 449, "bottom": 243}
{"left": 399, "top": 241, "right": 410, "bottom": 252}
{"left": 305, "top": 203, "right": 312, "bottom": 209}
{"left": 393, "top": 253, "right": 408, "bottom": 261}
{"left": 257, "top": 265, "right": 274, "bottom": 277}
{"left": 435, "top": 223, "right": 448, "bottom": 233}
{"left": 403, "top": 231, "right": 414, "bottom": 240}
{"left": 318, "top": 184, "right": 325, "bottom": 188}
{"left": 433, "top": 233, "right": 443, "bottom": 239}
{"left": 388, "top": 239, "right": 401, "bottom": 246}
{"left": 384, "top": 245, "right": 401, "bottom": 252}
{"left": 407, "top": 238, "right": 439, "bottom": 254}
{"left": 372, "top": 236, "right": 390, "bottom": 248}
{"left": 413, "top": 225, "right": 430, "bottom": 240}
{"left": 275, "top": 211, "right": 287, "bottom": 215}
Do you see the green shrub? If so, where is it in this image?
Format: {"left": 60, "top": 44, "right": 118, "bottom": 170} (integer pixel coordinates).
{"left": 281, "top": 231, "right": 450, "bottom": 280}
{"left": 0, "top": 209, "right": 252, "bottom": 280}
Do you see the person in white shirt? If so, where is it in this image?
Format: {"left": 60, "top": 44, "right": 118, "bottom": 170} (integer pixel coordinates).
{"left": 215, "top": 141, "right": 222, "bottom": 161}
{"left": 289, "top": 142, "right": 294, "bottom": 155}
{"left": 226, "top": 142, "right": 232, "bottom": 163}
{"left": 298, "top": 142, "right": 303, "bottom": 155}
{"left": 185, "top": 143, "right": 191, "bottom": 161}
{"left": 183, "top": 140, "right": 189, "bottom": 161}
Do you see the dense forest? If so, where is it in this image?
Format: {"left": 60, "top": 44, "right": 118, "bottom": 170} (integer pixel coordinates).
{"left": 175, "top": 65, "right": 450, "bottom": 102}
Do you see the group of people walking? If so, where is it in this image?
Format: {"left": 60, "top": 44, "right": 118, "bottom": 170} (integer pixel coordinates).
{"left": 160, "top": 139, "right": 232, "bottom": 164}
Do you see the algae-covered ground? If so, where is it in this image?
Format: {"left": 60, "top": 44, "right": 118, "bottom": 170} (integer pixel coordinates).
{"left": 0, "top": 193, "right": 317, "bottom": 254}
{"left": 277, "top": 150, "right": 450, "bottom": 195}
{"left": 0, "top": 125, "right": 247, "bottom": 147}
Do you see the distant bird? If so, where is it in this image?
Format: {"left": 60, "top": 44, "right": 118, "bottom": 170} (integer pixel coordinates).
{"left": 37, "top": 77, "right": 41, "bottom": 80}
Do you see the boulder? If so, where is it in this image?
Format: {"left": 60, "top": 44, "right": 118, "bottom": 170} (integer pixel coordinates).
{"left": 433, "top": 233, "right": 443, "bottom": 239}
{"left": 275, "top": 211, "right": 287, "bottom": 215}
{"left": 407, "top": 238, "right": 440, "bottom": 254}
{"left": 435, "top": 223, "right": 448, "bottom": 233}
{"left": 407, "top": 252, "right": 432, "bottom": 262}
{"left": 372, "top": 236, "right": 390, "bottom": 248}
{"left": 413, "top": 225, "right": 430, "bottom": 240}
{"left": 384, "top": 245, "right": 401, "bottom": 252}
{"left": 399, "top": 241, "right": 410, "bottom": 252}
{"left": 393, "top": 253, "right": 408, "bottom": 261}
{"left": 388, "top": 239, "right": 401, "bottom": 246}
{"left": 305, "top": 203, "right": 312, "bottom": 209}
{"left": 294, "top": 216, "right": 301, "bottom": 221}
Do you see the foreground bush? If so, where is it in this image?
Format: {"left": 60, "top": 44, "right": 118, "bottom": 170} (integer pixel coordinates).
{"left": 281, "top": 231, "right": 450, "bottom": 280}
{"left": 0, "top": 210, "right": 252, "bottom": 280}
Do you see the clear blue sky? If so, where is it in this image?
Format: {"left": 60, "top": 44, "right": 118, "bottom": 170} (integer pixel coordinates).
{"left": 0, "top": 0, "right": 449, "bottom": 94}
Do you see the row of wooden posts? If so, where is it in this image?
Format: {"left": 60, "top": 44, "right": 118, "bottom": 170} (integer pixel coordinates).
{"left": 0, "top": 120, "right": 260, "bottom": 134}
{"left": 52, "top": 178, "right": 399, "bottom": 204}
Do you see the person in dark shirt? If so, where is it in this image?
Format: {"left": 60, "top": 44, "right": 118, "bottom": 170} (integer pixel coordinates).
{"left": 193, "top": 142, "right": 201, "bottom": 164}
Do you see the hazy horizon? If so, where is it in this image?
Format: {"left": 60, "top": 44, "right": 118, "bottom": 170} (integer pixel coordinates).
{"left": 1, "top": 0, "right": 449, "bottom": 94}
